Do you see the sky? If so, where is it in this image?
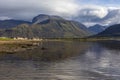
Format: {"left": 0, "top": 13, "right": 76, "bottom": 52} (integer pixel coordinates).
{"left": 0, "top": 0, "right": 120, "bottom": 26}
{"left": 77, "top": 0, "right": 120, "bottom": 6}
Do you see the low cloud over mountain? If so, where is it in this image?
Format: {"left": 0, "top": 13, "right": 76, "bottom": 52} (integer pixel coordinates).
{"left": 74, "top": 6, "right": 120, "bottom": 27}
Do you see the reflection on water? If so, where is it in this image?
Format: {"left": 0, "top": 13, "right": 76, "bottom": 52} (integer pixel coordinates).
{"left": 0, "top": 41, "right": 120, "bottom": 80}
{"left": 98, "top": 41, "right": 120, "bottom": 50}
{"left": 0, "top": 41, "right": 91, "bottom": 61}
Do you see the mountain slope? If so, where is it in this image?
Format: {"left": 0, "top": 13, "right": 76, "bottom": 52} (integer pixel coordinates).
{"left": 0, "top": 14, "right": 91, "bottom": 38}
{"left": 88, "top": 24, "right": 107, "bottom": 34}
{"left": 0, "top": 20, "right": 31, "bottom": 29}
{"left": 95, "top": 24, "right": 120, "bottom": 37}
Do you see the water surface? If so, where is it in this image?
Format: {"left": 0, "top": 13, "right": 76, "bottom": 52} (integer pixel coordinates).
{"left": 0, "top": 41, "right": 120, "bottom": 80}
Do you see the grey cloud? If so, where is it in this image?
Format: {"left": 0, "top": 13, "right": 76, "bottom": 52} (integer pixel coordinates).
{"left": 0, "top": 0, "right": 78, "bottom": 21}
{"left": 0, "top": 0, "right": 120, "bottom": 27}
{"left": 73, "top": 6, "right": 120, "bottom": 26}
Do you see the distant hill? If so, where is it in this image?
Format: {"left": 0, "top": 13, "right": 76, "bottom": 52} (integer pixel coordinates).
{"left": 0, "top": 14, "right": 91, "bottom": 38}
{"left": 95, "top": 24, "right": 120, "bottom": 37}
{"left": 88, "top": 24, "right": 107, "bottom": 34}
{"left": 0, "top": 20, "right": 31, "bottom": 29}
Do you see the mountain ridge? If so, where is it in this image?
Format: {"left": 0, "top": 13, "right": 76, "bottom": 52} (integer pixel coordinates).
{"left": 94, "top": 24, "right": 120, "bottom": 37}
{"left": 0, "top": 19, "right": 31, "bottom": 29}
{"left": 0, "top": 14, "right": 92, "bottom": 38}
{"left": 88, "top": 24, "right": 107, "bottom": 34}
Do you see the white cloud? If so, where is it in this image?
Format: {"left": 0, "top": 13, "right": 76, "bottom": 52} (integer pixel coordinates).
{"left": 0, "top": 0, "right": 79, "bottom": 20}
{"left": 72, "top": 5, "right": 120, "bottom": 26}
{"left": 0, "top": 16, "right": 11, "bottom": 20}
{"left": 0, "top": 0, "right": 120, "bottom": 26}
{"left": 79, "top": 6, "right": 108, "bottom": 18}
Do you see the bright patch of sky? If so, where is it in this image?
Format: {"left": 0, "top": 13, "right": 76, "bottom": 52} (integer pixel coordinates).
{"left": 77, "top": 0, "right": 120, "bottom": 6}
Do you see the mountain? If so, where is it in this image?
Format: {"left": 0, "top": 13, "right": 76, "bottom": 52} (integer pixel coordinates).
{"left": 95, "top": 24, "right": 120, "bottom": 37}
{"left": 0, "top": 14, "right": 91, "bottom": 38}
{"left": 88, "top": 24, "right": 107, "bottom": 34}
{"left": 32, "top": 14, "right": 64, "bottom": 24}
{"left": 0, "top": 20, "right": 31, "bottom": 29}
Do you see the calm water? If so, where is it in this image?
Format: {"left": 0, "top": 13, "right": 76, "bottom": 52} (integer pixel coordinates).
{"left": 0, "top": 41, "right": 120, "bottom": 80}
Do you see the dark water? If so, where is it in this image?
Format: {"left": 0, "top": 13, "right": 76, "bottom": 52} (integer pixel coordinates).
{"left": 0, "top": 41, "right": 120, "bottom": 80}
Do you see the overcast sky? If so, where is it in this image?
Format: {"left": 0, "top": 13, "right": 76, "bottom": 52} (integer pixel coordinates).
{"left": 0, "top": 0, "right": 78, "bottom": 20}
{"left": 0, "top": 0, "right": 120, "bottom": 26}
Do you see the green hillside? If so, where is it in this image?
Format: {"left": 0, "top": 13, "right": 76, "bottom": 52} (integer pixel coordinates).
{"left": 0, "top": 14, "right": 91, "bottom": 38}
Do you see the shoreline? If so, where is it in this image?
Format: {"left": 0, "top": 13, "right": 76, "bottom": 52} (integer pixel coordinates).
{"left": 0, "top": 40, "right": 42, "bottom": 54}
{"left": 0, "top": 38, "right": 119, "bottom": 54}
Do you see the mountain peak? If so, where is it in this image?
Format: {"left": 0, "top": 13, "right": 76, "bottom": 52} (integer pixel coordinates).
{"left": 32, "top": 14, "right": 50, "bottom": 24}
{"left": 88, "top": 24, "right": 107, "bottom": 34}
{"left": 32, "top": 14, "right": 64, "bottom": 24}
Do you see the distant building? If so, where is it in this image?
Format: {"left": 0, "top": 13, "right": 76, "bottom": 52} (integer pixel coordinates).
{"left": 13, "top": 37, "right": 28, "bottom": 40}
{"left": 13, "top": 37, "right": 43, "bottom": 41}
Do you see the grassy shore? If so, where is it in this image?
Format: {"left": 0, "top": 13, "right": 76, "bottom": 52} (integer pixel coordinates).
{"left": 0, "top": 39, "right": 41, "bottom": 54}
{"left": 0, "top": 37, "right": 119, "bottom": 54}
